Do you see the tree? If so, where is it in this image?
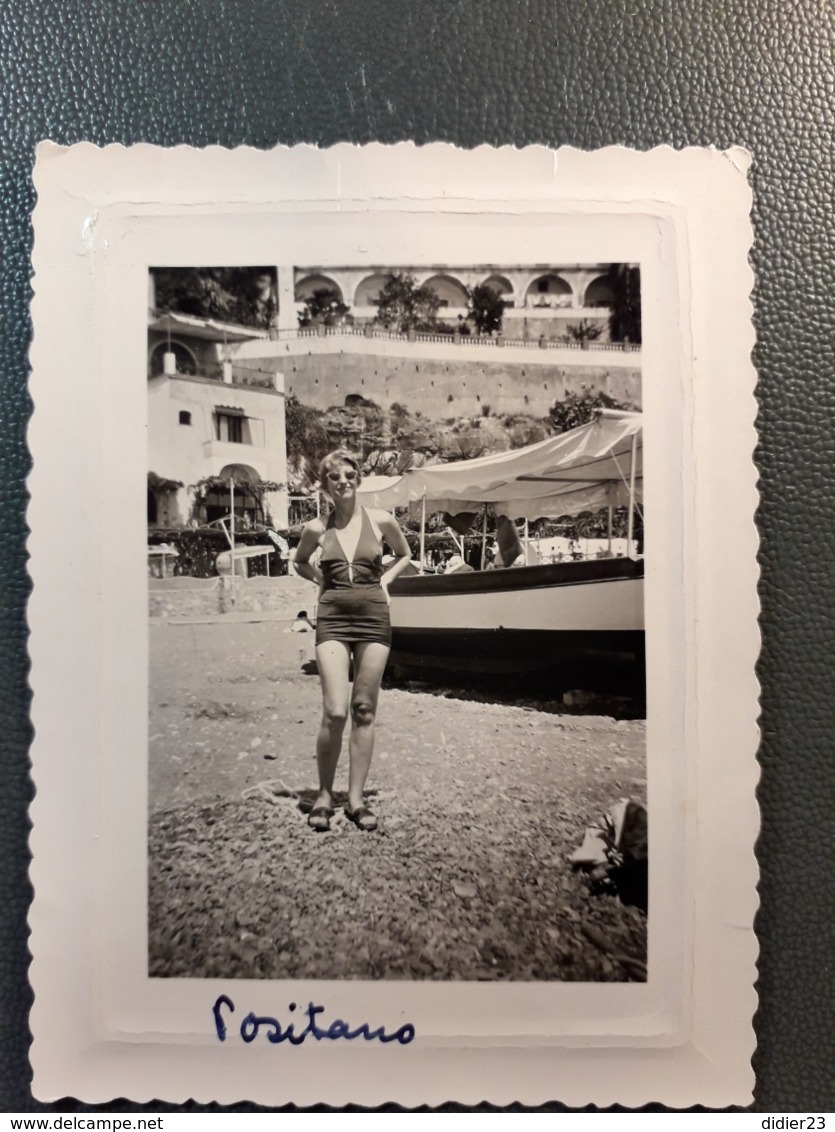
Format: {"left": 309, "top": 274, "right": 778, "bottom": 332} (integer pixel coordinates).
{"left": 548, "top": 390, "right": 636, "bottom": 435}
{"left": 566, "top": 318, "right": 603, "bottom": 345}
{"left": 153, "top": 267, "right": 277, "bottom": 329}
{"left": 606, "top": 264, "right": 642, "bottom": 343}
{"left": 297, "top": 287, "right": 350, "bottom": 328}
{"left": 467, "top": 283, "right": 505, "bottom": 336}
{"left": 374, "top": 272, "right": 440, "bottom": 332}
{"left": 284, "top": 395, "right": 330, "bottom": 486}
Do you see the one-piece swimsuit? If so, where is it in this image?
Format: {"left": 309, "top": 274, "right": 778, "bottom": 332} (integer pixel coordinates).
{"left": 315, "top": 508, "right": 391, "bottom": 647}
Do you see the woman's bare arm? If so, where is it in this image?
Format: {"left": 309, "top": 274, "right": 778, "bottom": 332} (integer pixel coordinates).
{"left": 376, "top": 511, "right": 414, "bottom": 589}
{"left": 293, "top": 520, "right": 325, "bottom": 588}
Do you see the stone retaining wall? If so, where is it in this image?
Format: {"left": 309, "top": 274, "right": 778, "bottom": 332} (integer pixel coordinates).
{"left": 149, "top": 576, "right": 314, "bottom": 620}
{"left": 278, "top": 350, "right": 641, "bottom": 418}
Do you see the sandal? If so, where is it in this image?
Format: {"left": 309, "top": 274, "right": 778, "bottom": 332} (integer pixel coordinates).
{"left": 345, "top": 805, "right": 378, "bottom": 832}
{"left": 308, "top": 806, "right": 333, "bottom": 833}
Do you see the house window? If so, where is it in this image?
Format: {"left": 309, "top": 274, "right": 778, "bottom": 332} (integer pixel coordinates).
{"left": 179, "top": 411, "right": 191, "bottom": 425}
{"left": 215, "top": 411, "right": 245, "bottom": 444}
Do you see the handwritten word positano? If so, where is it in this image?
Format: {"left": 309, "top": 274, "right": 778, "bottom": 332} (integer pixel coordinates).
{"left": 213, "top": 995, "right": 416, "bottom": 1046}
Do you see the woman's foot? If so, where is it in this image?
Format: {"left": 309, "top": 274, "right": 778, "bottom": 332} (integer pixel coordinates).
{"left": 345, "top": 804, "right": 378, "bottom": 832}
{"left": 308, "top": 807, "right": 332, "bottom": 832}
{"left": 308, "top": 791, "right": 334, "bottom": 833}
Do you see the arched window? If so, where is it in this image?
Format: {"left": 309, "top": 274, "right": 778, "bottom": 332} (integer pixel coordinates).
{"left": 525, "top": 274, "right": 572, "bottom": 306}
{"left": 422, "top": 274, "right": 469, "bottom": 308}
{"left": 354, "top": 272, "right": 392, "bottom": 307}
{"left": 149, "top": 340, "right": 197, "bottom": 376}
{"left": 482, "top": 274, "right": 515, "bottom": 307}
{"left": 584, "top": 276, "right": 617, "bottom": 308}
{"left": 294, "top": 274, "right": 344, "bottom": 303}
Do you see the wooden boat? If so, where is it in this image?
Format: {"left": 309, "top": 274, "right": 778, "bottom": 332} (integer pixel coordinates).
{"left": 387, "top": 555, "right": 644, "bottom": 676}
{"left": 360, "top": 411, "right": 644, "bottom": 679}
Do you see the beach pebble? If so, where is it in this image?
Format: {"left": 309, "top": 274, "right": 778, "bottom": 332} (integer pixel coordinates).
{"left": 452, "top": 881, "right": 477, "bottom": 899}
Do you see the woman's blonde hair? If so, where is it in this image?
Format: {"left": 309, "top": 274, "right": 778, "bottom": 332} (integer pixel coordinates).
{"left": 318, "top": 449, "right": 362, "bottom": 493}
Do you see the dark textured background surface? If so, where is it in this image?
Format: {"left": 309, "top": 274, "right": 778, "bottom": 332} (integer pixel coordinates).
{"left": 2, "top": 0, "right": 833, "bottom": 1113}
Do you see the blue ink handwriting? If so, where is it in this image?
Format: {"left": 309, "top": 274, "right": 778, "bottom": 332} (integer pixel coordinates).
{"left": 213, "top": 995, "right": 416, "bottom": 1046}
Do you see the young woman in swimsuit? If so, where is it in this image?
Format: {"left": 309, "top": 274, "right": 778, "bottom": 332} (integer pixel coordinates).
{"left": 293, "top": 450, "right": 413, "bottom": 833}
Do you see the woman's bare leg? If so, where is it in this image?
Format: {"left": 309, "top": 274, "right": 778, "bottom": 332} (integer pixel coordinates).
{"left": 313, "top": 640, "right": 351, "bottom": 810}
{"left": 347, "top": 641, "right": 390, "bottom": 814}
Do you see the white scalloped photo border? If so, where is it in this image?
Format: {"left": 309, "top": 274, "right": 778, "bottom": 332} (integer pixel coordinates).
{"left": 27, "top": 143, "right": 758, "bottom": 1107}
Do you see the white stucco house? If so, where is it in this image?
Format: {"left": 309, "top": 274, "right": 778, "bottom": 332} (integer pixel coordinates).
{"left": 147, "top": 311, "right": 288, "bottom": 532}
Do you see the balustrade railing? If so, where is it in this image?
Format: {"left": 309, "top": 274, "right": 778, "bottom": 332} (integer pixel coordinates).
{"left": 268, "top": 325, "right": 638, "bottom": 352}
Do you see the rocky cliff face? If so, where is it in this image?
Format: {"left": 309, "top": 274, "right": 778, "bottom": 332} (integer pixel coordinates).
{"left": 313, "top": 399, "right": 550, "bottom": 480}
{"left": 287, "top": 389, "right": 634, "bottom": 490}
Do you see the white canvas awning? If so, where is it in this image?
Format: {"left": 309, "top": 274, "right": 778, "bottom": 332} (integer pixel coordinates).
{"left": 149, "top": 312, "right": 268, "bottom": 343}
{"left": 357, "top": 411, "right": 642, "bottom": 521}
{"left": 356, "top": 474, "right": 404, "bottom": 495}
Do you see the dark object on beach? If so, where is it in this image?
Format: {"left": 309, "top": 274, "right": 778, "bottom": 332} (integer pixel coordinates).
{"left": 291, "top": 610, "right": 315, "bottom": 633}
{"left": 570, "top": 799, "right": 648, "bottom": 913}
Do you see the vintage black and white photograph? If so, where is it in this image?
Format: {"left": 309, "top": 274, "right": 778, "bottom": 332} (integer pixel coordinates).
{"left": 146, "top": 259, "right": 647, "bottom": 983}
{"left": 28, "top": 142, "right": 758, "bottom": 1106}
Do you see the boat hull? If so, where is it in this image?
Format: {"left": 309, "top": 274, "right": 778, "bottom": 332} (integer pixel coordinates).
{"left": 388, "top": 557, "right": 644, "bottom": 677}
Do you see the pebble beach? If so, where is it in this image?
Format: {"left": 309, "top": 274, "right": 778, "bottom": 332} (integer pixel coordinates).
{"left": 149, "top": 620, "right": 647, "bottom": 982}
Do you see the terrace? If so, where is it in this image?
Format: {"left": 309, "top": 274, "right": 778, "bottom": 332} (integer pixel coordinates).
{"left": 271, "top": 324, "right": 639, "bottom": 354}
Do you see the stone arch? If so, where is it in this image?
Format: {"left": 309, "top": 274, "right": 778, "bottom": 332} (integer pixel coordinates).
{"left": 218, "top": 463, "right": 261, "bottom": 486}
{"left": 481, "top": 273, "right": 515, "bottom": 306}
{"left": 584, "top": 274, "right": 617, "bottom": 307}
{"left": 149, "top": 339, "right": 197, "bottom": 376}
{"left": 295, "top": 273, "right": 344, "bottom": 303}
{"left": 199, "top": 464, "right": 265, "bottom": 528}
{"left": 421, "top": 273, "right": 469, "bottom": 308}
{"left": 354, "top": 272, "right": 392, "bottom": 307}
{"left": 525, "top": 273, "right": 573, "bottom": 305}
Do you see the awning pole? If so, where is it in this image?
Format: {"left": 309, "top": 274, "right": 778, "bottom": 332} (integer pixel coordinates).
{"left": 446, "top": 529, "right": 464, "bottom": 557}
{"left": 230, "top": 478, "right": 236, "bottom": 590}
{"left": 523, "top": 518, "right": 529, "bottom": 561}
{"left": 480, "top": 505, "right": 488, "bottom": 568}
{"left": 626, "top": 432, "right": 638, "bottom": 558}
{"left": 419, "top": 495, "right": 426, "bottom": 574}
{"left": 607, "top": 503, "right": 613, "bottom": 555}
